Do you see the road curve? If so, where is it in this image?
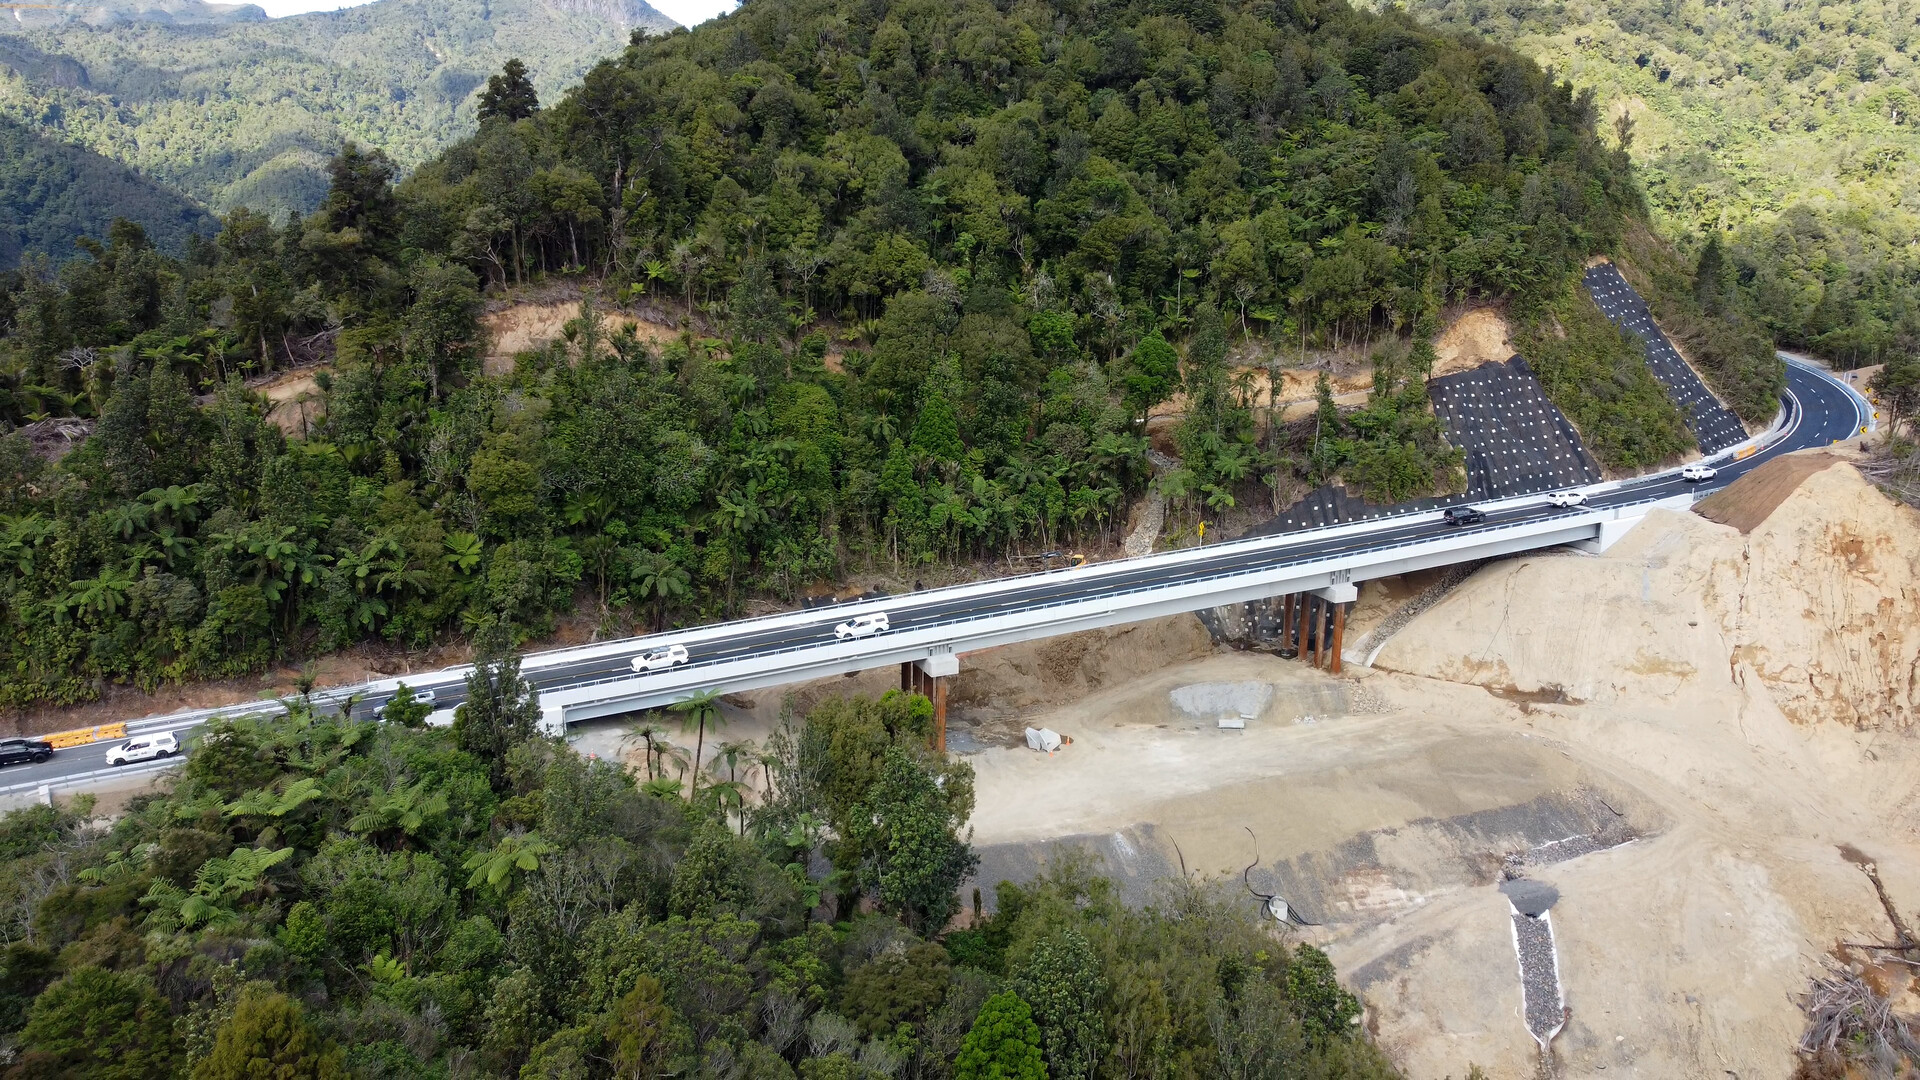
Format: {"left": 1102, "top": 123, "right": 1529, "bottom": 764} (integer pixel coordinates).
{"left": 0, "top": 361, "right": 1868, "bottom": 795}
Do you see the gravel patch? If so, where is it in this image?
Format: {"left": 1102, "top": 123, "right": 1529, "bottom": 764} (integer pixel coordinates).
{"left": 1498, "top": 877, "right": 1560, "bottom": 917}
{"left": 1170, "top": 681, "right": 1275, "bottom": 722}
{"left": 1512, "top": 906, "right": 1567, "bottom": 1042}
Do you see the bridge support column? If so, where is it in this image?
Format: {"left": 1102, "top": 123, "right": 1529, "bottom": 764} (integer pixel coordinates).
{"left": 1309, "top": 582, "right": 1359, "bottom": 675}
{"left": 1281, "top": 594, "right": 1295, "bottom": 651}
{"left": 1309, "top": 596, "right": 1322, "bottom": 668}
{"left": 538, "top": 703, "right": 567, "bottom": 740}
{"left": 1330, "top": 601, "right": 1345, "bottom": 675}
{"left": 905, "top": 655, "right": 960, "bottom": 754}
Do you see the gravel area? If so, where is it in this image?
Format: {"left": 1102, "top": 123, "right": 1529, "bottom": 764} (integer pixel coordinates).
{"left": 1512, "top": 907, "right": 1566, "bottom": 1041}
{"left": 1169, "top": 681, "right": 1275, "bottom": 722}
{"left": 1123, "top": 494, "right": 1166, "bottom": 557}
{"left": 1498, "top": 877, "right": 1560, "bottom": 917}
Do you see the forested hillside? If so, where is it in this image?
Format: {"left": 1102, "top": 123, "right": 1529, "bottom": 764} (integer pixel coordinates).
{"left": 0, "top": 654, "right": 1401, "bottom": 1077}
{"left": 1385, "top": 0, "right": 1920, "bottom": 368}
{"left": 1, "top": 0, "right": 1664, "bottom": 709}
{"left": 0, "top": 0, "right": 675, "bottom": 230}
{"left": 0, "top": 115, "right": 218, "bottom": 266}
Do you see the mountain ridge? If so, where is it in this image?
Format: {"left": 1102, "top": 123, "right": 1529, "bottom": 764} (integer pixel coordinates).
{"left": 0, "top": 0, "right": 678, "bottom": 252}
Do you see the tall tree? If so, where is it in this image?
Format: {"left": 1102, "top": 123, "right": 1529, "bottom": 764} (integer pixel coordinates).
{"left": 1012, "top": 927, "right": 1107, "bottom": 1080}
{"left": 1694, "top": 233, "right": 1729, "bottom": 317}
{"left": 193, "top": 984, "right": 346, "bottom": 1080}
{"left": 953, "top": 991, "right": 1047, "bottom": 1080}
{"left": 478, "top": 59, "right": 540, "bottom": 122}
{"left": 669, "top": 688, "right": 726, "bottom": 795}
{"left": 864, "top": 747, "right": 978, "bottom": 933}
{"left": 455, "top": 636, "right": 543, "bottom": 790}
{"left": 15, "top": 966, "right": 178, "bottom": 1080}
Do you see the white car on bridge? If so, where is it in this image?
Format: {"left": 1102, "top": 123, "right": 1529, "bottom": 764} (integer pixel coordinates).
{"left": 106, "top": 732, "right": 178, "bottom": 766}
{"left": 632, "top": 644, "right": 690, "bottom": 672}
{"left": 1545, "top": 490, "right": 1586, "bottom": 507}
{"left": 835, "top": 612, "right": 891, "bottom": 640}
{"left": 1680, "top": 463, "right": 1718, "bottom": 482}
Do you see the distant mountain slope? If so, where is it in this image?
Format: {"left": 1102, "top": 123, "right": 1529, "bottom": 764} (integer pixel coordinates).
{"left": 0, "top": 114, "right": 216, "bottom": 267}
{"left": 0, "top": 0, "right": 677, "bottom": 220}
{"left": 4, "top": 0, "right": 266, "bottom": 27}
{"left": 1380, "top": 0, "right": 1920, "bottom": 367}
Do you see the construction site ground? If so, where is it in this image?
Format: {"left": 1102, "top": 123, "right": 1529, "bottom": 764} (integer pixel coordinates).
{"left": 941, "top": 451, "right": 1920, "bottom": 1078}
{"left": 23, "top": 444, "right": 1920, "bottom": 1079}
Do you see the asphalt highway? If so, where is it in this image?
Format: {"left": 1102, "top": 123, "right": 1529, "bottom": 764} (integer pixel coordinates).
{"left": 0, "top": 361, "right": 1866, "bottom": 793}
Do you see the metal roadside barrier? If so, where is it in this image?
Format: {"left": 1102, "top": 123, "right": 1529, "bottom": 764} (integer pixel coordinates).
{"left": 0, "top": 759, "right": 182, "bottom": 800}
{"left": 4, "top": 360, "right": 1855, "bottom": 779}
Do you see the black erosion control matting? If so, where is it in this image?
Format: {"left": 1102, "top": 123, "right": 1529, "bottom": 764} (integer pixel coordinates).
{"left": 1249, "top": 356, "right": 1603, "bottom": 536}
{"left": 1582, "top": 262, "right": 1748, "bottom": 455}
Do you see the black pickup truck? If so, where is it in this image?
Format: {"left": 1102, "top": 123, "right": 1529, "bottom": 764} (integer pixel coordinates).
{"left": 0, "top": 738, "right": 53, "bottom": 767}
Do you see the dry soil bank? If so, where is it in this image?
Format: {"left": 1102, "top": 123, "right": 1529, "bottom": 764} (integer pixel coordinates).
{"left": 955, "top": 452, "right": 1920, "bottom": 1079}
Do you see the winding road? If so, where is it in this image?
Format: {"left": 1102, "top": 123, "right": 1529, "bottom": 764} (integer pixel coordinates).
{"left": 0, "top": 359, "right": 1871, "bottom": 797}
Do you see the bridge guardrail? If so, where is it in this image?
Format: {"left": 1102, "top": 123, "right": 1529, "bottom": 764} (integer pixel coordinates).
{"left": 540, "top": 496, "right": 1684, "bottom": 710}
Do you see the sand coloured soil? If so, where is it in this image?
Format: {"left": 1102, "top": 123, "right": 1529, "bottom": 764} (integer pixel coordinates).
{"left": 1379, "top": 452, "right": 1920, "bottom": 730}
{"left": 1431, "top": 307, "right": 1514, "bottom": 378}
{"left": 480, "top": 300, "right": 684, "bottom": 374}
{"left": 257, "top": 366, "right": 327, "bottom": 436}
{"left": 957, "top": 458, "right": 1920, "bottom": 1078}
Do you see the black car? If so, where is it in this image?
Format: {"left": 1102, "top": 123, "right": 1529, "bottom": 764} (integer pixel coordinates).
{"left": 1443, "top": 506, "right": 1486, "bottom": 526}
{"left": 0, "top": 738, "right": 53, "bottom": 766}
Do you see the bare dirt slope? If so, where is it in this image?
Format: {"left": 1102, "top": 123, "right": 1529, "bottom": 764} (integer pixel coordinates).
{"left": 959, "top": 453, "right": 1920, "bottom": 1079}
{"left": 480, "top": 300, "right": 683, "bottom": 374}
{"left": 1379, "top": 450, "right": 1920, "bottom": 730}
{"left": 1432, "top": 307, "right": 1514, "bottom": 377}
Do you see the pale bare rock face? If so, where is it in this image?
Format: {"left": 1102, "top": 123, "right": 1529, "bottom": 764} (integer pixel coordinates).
{"left": 1342, "top": 454, "right": 1920, "bottom": 1077}
{"left": 1737, "top": 463, "right": 1920, "bottom": 730}
{"left": 1375, "top": 456, "right": 1920, "bottom": 730}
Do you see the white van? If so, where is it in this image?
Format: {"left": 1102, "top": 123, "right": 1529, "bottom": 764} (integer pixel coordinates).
{"left": 632, "top": 643, "right": 690, "bottom": 672}
{"left": 834, "top": 612, "right": 891, "bottom": 640}
{"left": 106, "top": 732, "right": 179, "bottom": 766}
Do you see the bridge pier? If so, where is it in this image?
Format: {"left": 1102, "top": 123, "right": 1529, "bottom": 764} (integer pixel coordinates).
{"left": 901, "top": 654, "right": 959, "bottom": 753}
{"left": 1330, "top": 600, "right": 1346, "bottom": 675}
{"left": 1308, "top": 582, "right": 1358, "bottom": 675}
{"left": 1309, "top": 595, "right": 1323, "bottom": 667}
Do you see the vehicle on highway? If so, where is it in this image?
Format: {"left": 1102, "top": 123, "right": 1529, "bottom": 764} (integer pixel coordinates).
{"left": 835, "top": 612, "right": 891, "bottom": 640}
{"left": 374, "top": 686, "right": 436, "bottom": 720}
{"left": 0, "top": 738, "right": 53, "bottom": 767}
{"left": 632, "top": 643, "right": 690, "bottom": 672}
{"left": 1545, "top": 491, "right": 1587, "bottom": 508}
{"left": 106, "top": 732, "right": 178, "bottom": 766}
{"left": 1680, "top": 463, "right": 1718, "bottom": 482}
{"left": 1442, "top": 506, "right": 1486, "bottom": 526}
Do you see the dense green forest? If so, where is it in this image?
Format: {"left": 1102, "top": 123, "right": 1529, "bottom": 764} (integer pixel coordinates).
{"left": 0, "top": 0, "right": 674, "bottom": 230}
{"left": 0, "top": 115, "right": 218, "bottom": 267}
{"left": 1385, "top": 0, "right": 1920, "bottom": 369}
{"left": 0, "top": 656, "right": 1401, "bottom": 1077}
{"left": 0, "top": 0, "right": 1674, "bottom": 708}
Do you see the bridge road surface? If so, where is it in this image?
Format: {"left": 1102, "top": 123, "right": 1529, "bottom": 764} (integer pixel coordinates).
{"left": 0, "top": 361, "right": 1868, "bottom": 794}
